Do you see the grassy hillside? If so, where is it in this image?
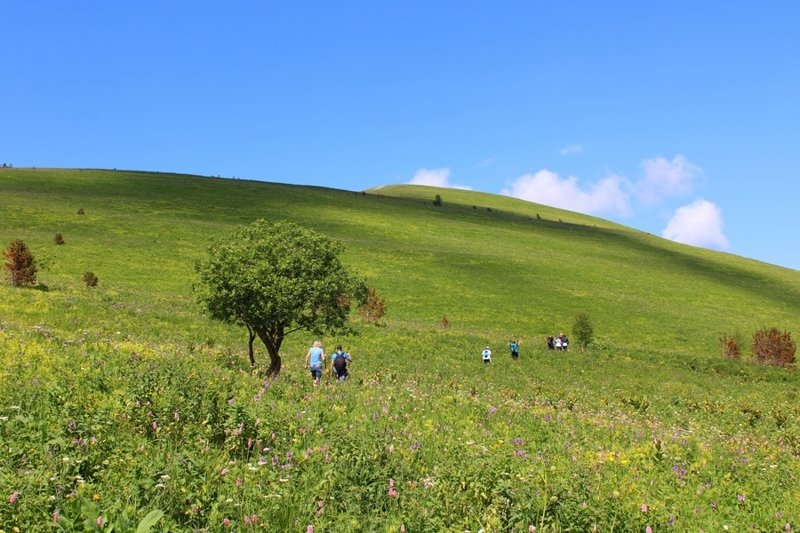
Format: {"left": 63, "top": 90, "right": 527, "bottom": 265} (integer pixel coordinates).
{"left": 1, "top": 168, "right": 799, "bottom": 531}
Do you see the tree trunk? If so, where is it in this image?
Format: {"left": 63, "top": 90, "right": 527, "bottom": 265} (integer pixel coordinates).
{"left": 255, "top": 325, "right": 283, "bottom": 377}
{"left": 246, "top": 325, "right": 257, "bottom": 368}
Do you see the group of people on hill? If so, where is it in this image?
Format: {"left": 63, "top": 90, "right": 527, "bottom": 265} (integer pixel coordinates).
{"left": 546, "top": 333, "right": 569, "bottom": 351}
{"left": 481, "top": 338, "right": 521, "bottom": 364}
{"left": 304, "top": 340, "right": 352, "bottom": 386}
{"left": 304, "top": 333, "right": 569, "bottom": 384}
{"left": 480, "top": 334, "right": 570, "bottom": 364}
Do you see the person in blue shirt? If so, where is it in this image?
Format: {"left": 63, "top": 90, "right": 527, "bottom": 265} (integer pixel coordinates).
{"left": 508, "top": 339, "right": 520, "bottom": 360}
{"left": 330, "top": 344, "right": 352, "bottom": 381}
{"left": 305, "top": 340, "right": 326, "bottom": 386}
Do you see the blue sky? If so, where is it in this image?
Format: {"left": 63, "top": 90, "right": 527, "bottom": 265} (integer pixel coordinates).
{"left": 3, "top": 1, "right": 799, "bottom": 270}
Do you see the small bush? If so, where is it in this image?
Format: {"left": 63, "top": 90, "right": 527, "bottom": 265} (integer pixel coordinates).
{"left": 77, "top": 207, "right": 85, "bottom": 215}
{"left": 441, "top": 315, "right": 449, "bottom": 329}
{"left": 4, "top": 239, "right": 38, "bottom": 286}
{"left": 720, "top": 335, "right": 741, "bottom": 360}
{"left": 433, "top": 194, "right": 442, "bottom": 207}
{"left": 83, "top": 271, "right": 99, "bottom": 288}
{"left": 54, "top": 233, "right": 65, "bottom": 245}
{"left": 572, "top": 312, "right": 594, "bottom": 351}
{"left": 358, "top": 287, "right": 386, "bottom": 323}
{"left": 752, "top": 328, "right": 796, "bottom": 367}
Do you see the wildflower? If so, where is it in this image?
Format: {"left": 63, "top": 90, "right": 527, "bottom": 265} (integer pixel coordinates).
{"left": 250, "top": 514, "right": 258, "bottom": 524}
{"left": 487, "top": 406, "right": 497, "bottom": 415}
{"left": 646, "top": 527, "right": 652, "bottom": 533}
{"left": 641, "top": 503, "right": 648, "bottom": 513}
{"left": 53, "top": 511, "right": 60, "bottom": 523}
{"left": 515, "top": 449, "right": 526, "bottom": 458}
{"left": 235, "top": 478, "right": 243, "bottom": 487}
{"left": 223, "top": 517, "right": 231, "bottom": 527}
{"left": 401, "top": 525, "right": 406, "bottom": 533}
{"left": 8, "top": 492, "right": 18, "bottom": 504}
{"left": 271, "top": 456, "right": 278, "bottom": 466}
{"left": 785, "top": 523, "right": 792, "bottom": 533}
{"left": 737, "top": 493, "right": 746, "bottom": 503}
{"left": 258, "top": 456, "right": 267, "bottom": 465}
{"left": 388, "top": 478, "right": 398, "bottom": 498}
{"left": 220, "top": 468, "right": 229, "bottom": 477}
{"left": 529, "top": 526, "right": 536, "bottom": 532}
{"left": 243, "top": 515, "right": 251, "bottom": 525}
{"left": 306, "top": 525, "right": 314, "bottom": 533}
{"left": 97, "top": 515, "right": 104, "bottom": 527}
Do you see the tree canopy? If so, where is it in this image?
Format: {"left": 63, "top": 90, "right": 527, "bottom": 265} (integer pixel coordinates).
{"left": 194, "top": 219, "right": 367, "bottom": 376}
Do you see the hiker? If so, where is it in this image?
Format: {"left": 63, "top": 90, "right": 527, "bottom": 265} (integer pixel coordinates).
{"left": 482, "top": 345, "right": 492, "bottom": 364}
{"left": 560, "top": 333, "right": 569, "bottom": 351}
{"left": 554, "top": 335, "right": 563, "bottom": 351}
{"left": 330, "top": 344, "right": 352, "bottom": 381}
{"left": 305, "top": 340, "right": 326, "bottom": 386}
{"left": 508, "top": 339, "right": 520, "bottom": 360}
{"left": 546, "top": 336, "right": 555, "bottom": 350}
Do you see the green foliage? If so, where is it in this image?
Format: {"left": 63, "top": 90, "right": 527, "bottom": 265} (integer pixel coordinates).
{"left": 433, "top": 194, "right": 442, "bottom": 207}
{"left": 571, "top": 312, "right": 594, "bottom": 351}
{"left": 4, "top": 239, "right": 38, "bottom": 286}
{"left": 0, "top": 168, "right": 799, "bottom": 530}
{"left": 54, "top": 232, "right": 65, "bottom": 245}
{"left": 194, "top": 219, "right": 367, "bottom": 375}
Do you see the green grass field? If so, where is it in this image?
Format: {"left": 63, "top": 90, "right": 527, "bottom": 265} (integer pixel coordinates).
{"left": 1, "top": 168, "right": 799, "bottom": 531}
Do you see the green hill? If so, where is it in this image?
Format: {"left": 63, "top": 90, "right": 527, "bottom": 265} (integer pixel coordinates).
{"left": 2, "top": 168, "right": 799, "bottom": 531}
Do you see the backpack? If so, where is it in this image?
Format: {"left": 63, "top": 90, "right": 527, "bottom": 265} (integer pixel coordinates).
{"left": 333, "top": 353, "right": 348, "bottom": 370}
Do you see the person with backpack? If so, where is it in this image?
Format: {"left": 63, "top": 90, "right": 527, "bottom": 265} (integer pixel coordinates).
{"left": 330, "top": 344, "right": 352, "bottom": 381}
{"left": 305, "top": 340, "right": 326, "bottom": 387}
{"left": 508, "top": 339, "right": 520, "bottom": 360}
{"left": 481, "top": 345, "right": 492, "bottom": 364}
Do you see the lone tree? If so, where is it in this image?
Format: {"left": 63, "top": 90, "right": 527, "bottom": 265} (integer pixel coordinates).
{"left": 572, "top": 312, "right": 594, "bottom": 352}
{"left": 4, "top": 239, "right": 38, "bottom": 286}
{"left": 194, "top": 219, "right": 368, "bottom": 376}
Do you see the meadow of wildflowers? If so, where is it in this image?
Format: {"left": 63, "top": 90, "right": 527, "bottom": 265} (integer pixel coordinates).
{"left": 1, "top": 168, "right": 799, "bottom": 531}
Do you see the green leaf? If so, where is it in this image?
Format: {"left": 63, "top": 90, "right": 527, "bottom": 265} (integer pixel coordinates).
{"left": 135, "top": 510, "right": 164, "bottom": 533}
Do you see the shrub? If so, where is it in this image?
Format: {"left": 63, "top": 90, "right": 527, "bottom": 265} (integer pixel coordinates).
{"left": 441, "top": 315, "right": 449, "bottom": 329}
{"left": 4, "top": 239, "right": 38, "bottom": 286}
{"left": 358, "top": 287, "right": 386, "bottom": 323}
{"left": 83, "top": 271, "right": 99, "bottom": 287}
{"left": 572, "top": 312, "right": 594, "bottom": 351}
{"left": 720, "top": 335, "right": 741, "bottom": 360}
{"left": 433, "top": 194, "right": 442, "bottom": 207}
{"left": 752, "top": 328, "right": 796, "bottom": 367}
{"left": 54, "top": 233, "right": 65, "bottom": 245}
{"left": 77, "top": 207, "right": 85, "bottom": 215}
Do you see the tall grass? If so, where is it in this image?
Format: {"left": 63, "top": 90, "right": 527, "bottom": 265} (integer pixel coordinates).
{"left": 1, "top": 168, "right": 799, "bottom": 530}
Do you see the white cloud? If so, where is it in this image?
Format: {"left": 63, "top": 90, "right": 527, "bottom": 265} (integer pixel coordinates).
{"left": 634, "top": 154, "right": 703, "bottom": 205}
{"left": 501, "top": 169, "right": 631, "bottom": 217}
{"left": 407, "top": 167, "right": 472, "bottom": 190}
{"left": 559, "top": 144, "right": 583, "bottom": 155}
{"left": 662, "top": 199, "right": 729, "bottom": 250}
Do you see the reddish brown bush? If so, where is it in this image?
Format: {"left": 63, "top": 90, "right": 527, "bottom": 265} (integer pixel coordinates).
{"left": 358, "top": 287, "right": 386, "bottom": 323}
{"left": 441, "top": 315, "right": 449, "bottom": 329}
{"left": 4, "top": 239, "right": 38, "bottom": 286}
{"left": 54, "top": 233, "right": 65, "bottom": 245}
{"left": 720, "top": 335, "right": 741, "bottom": 360}
{"left": 752, "top": 328, "right": 796, "bottom": 367}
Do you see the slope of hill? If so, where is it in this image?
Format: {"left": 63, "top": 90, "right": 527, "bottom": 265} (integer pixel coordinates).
{"left": 1, "top": 168, "right": 799, "bottom": 530}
